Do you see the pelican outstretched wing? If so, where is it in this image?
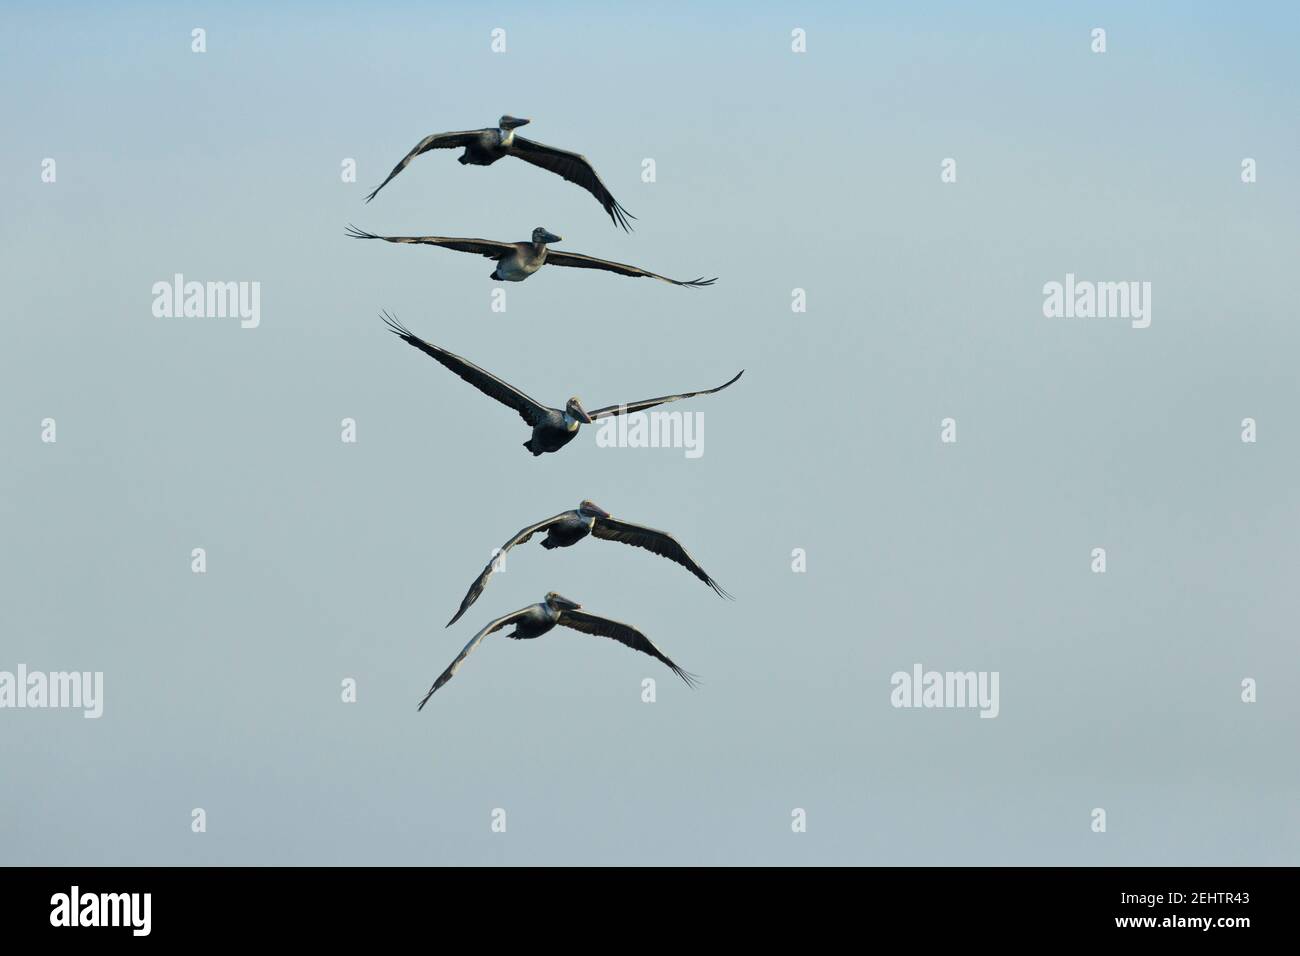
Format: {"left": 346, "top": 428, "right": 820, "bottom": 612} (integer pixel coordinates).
{"left": 586, "top": 370, "right": 743, "bottom": 419}
{"left": 508, "top": 137, "right": 635, "bottom": 231}
{"left": 348, "top": 225, "right": 516, "bottom": 259}
{"left": 556, "top": 610, "right": 698, "bottom": 687}
{"left": 542, "top": 249, "right": 715, "bottom": 287}
{"left": 364, "top": 129, "right": 486, "bottom": 203}
{"left": 591, "top": 517, "right": 730, "bottom": 599}
{"left": 379, "top": 313, "right": 550, "bottom": 426}
{"left": 447, "top": 514, "right": 570, "bottom": 627}
{"left": 418, "top": 607, "right": 531, "bottom": 709}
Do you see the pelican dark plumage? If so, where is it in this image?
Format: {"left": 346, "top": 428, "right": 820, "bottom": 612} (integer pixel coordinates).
{"left": 363, "top": 115, "right": 635, "bottom": 231}
{"left": 447, "top": 500, "right": 730, "bottom": 627}
{"left": 419, "top": 592, "right": 697, "bottom": 708}
{"left": 347, "top": 225, "right": 716, "bottom": 288}
{"left": 379, "top": 313, "right": 742, "bottom": 456}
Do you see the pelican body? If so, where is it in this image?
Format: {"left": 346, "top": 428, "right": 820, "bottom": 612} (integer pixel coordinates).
{"left": 489, "top": 228, "right": 562, "bottom": 282}
{"left": 526, "top": 394, "right": 591, "bottom": 455}
{"left": 491, "top": 595, "right": 562, "bottom": 641}
{"left": 456, "top": 117, "right": 528, "bottom": 165}
{"left": 536, "top": 506, "right": 600, "bottom": 549}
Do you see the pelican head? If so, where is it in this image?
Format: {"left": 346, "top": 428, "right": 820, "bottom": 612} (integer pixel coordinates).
{"left": 499, "top": 115, "right": 531, "bottom": 130}
{"left": 578, "top": 499, "right": 611, "bottom": 518}
{"left": 545, "top": 591, "right": 582, "bottom": 611}
{"left": 532, "top": 226, "right": 563, "bottom": 246}
{"left": 565, "top": 396, "right": 593, "bottom": 424}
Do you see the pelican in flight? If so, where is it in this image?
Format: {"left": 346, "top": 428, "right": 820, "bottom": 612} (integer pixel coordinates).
{"left": 347, "top": 225, "right": 716, "bottom": 288}
{"left": 420, "top": 592, "right": 697, "bottom": 708}
{"left": 447, "top": 500, "right": 730, "bottom": 627}
{"left": 380, "top": 313, "right": 742, "bottom": 456}
{"left": 363, "top": 116, "right": 634, "bottom": 231}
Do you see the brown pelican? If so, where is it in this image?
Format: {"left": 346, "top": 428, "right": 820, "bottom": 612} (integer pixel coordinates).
{"left": 447, "top": 500, "right": 730, "bottom": 627}
{"left": 347, "top": 225, "right": 716, "bottom": 288}
{"left": 363, "top": 116, "right": 634, "bottom": 231}
{"left": 420, "top": 592, "right": 697, "bottom": 708}
{"left": 380, "top": 313, "right": 742, "bottom": 456}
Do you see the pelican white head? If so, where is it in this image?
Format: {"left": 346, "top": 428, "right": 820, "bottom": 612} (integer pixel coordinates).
{"left": 565, "top": 396, "right": 593, "bottom": 425}
{"left": 545, "top": 592, "right": 582, "bottom": 611}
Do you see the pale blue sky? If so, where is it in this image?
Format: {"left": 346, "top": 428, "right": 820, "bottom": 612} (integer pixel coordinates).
{"left": 2, "top": 2, "right": 1298, "bottom": 865}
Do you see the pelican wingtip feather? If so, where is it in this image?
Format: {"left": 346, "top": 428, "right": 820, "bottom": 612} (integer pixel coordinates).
{"left": 611, "top": 200, "right": 637, "bottom": 232}
{"left": 673, "top": 666, "right": 701, "bottom": 689}
{"left": 378, "top": 310, "right": 413, "bottom": 339}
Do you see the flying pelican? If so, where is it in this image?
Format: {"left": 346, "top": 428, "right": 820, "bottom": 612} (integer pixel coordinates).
{"left": 379, "top": 313, "right": 742, "bottom": 456}
{"left": 447, "top": 500, "right": 730, "bottom": 627}
{"left": 347, "top": 225, "right": 716, "bottom": 288}
{"left": 363, "top": 116, "right": 634, "bottom": 231}
{"left": 419, "top": 592, "right": 697, "bottom": 708}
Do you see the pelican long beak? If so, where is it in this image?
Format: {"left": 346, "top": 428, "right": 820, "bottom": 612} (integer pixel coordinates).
{"left": 572, "top": 400, "right": 593, "bottom": 424}
{"left": 553, "top": 594, "right": 582, "bottom": 611}
{"left": 503, "top": 116, "right": 531, "bottom": 129}
{"left": 585, "top": 503, "right": 611, "bottom": 518}
{"left": 541, "top": 230, "right": 563, "bottom": 244}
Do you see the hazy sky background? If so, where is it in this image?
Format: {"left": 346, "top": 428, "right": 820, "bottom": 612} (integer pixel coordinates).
{"left": 3, "top": 1, "right": 1298, "bottom": 865}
